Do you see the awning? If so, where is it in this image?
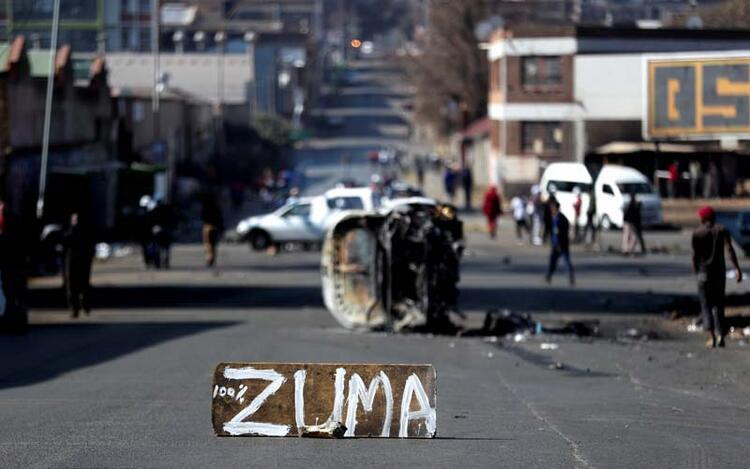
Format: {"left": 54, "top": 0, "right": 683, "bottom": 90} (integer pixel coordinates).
{"left": 594, "top": 141, "right": 698, "bottom": 154}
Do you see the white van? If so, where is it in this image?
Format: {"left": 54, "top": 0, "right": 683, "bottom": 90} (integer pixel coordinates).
{"left": 539, "top": 163, "right": 591, "bottom": 227}
{"left": 594, "top": 165, "right": 662, "bottom": 230}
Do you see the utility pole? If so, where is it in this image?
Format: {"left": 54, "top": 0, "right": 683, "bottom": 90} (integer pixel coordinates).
{"left": 152, "top": 0, "right": 161, "bottom": 146}
{"left": 35, "top": 0, "right": 61, "bottom": 220}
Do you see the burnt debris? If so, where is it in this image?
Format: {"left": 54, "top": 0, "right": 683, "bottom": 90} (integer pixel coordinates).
{"left": 321, "top": 202, "right": 464, "bottom": 332}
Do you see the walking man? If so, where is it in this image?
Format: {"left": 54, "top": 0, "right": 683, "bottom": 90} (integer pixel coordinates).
{"left": 622, "top": 191, "right": 646, "bottom": 255}
{"left": 461, "top": 167, "right": 474, "bottom": 211}
{"left": 545, "top": 199, "right": 575, "bottom": 286}
{"left": 443, "top": 165, "right": 456, "bottom": 202}
{"left": 692, "top": 206, "right": 743, "bottom": 348}
{"left": 201, "top": 195, "right": 224, "bottom": 268}
{"left": 63, "top": 213, "right": 95, "bottom": 318}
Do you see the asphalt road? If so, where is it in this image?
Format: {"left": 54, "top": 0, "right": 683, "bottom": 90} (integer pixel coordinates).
{"left": 2, "top": 230, "right": 750, "bottom": 468}
{"left": 293, "top": 60, "right": 410, "bottom": 196}
{"left": 4, "top": 58, "right": 750, "bottom": 468}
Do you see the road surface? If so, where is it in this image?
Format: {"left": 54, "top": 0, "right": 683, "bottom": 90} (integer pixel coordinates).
{"left": 3, "top": 58, "right": 750, "bottom": 468}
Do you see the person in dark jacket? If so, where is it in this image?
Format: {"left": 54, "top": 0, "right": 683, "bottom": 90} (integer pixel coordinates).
{"left": 201, "top": 195, "right": 224, "bottom": 268}
{"left": 443, "top": 165, "right": 456, "bottom": 202}
{"left": 461, "top": 167, "right": 474, "bottom": 211}
{"left": 583, "top": 187, "right": 598, "bottom": 247}
{"left": 545, "top": 199, "right": 575, "bottom": 286}
{"left": 63, "top": 213, "right": 95, "bottom": 318}
{"left": 692, "top": 206, "right": 743, "bottom": 348}
{"left": 622, "top": 190, "right": 646, "bottom": 255}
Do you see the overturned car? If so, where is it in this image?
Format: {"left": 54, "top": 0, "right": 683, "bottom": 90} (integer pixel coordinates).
{"left": 321, "top": 201, "right": 464, "bottom": 332}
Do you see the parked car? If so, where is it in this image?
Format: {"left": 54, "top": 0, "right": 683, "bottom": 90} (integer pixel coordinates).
{"left": 594, "top": 165, "right": 662, "bottom": 230}
{"left": 539, "top": 162, "right": 591, "bottom": 227}
{"left": 235, "top": 187, "right": 381, "bottom": 251}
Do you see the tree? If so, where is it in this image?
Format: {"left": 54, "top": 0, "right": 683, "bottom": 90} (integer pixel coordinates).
{"left": 406, "top": 0, "right": 489, "bottom": 140}
{"left": 700, "top": 0, "right": 750, "bottom": 29}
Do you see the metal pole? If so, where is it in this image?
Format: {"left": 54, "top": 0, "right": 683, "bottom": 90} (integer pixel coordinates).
{"left": 35, "top": 0, "right": 61, "bottom": 220}
{"left": 152, "top": 0, "right": 160, "bottom": 142}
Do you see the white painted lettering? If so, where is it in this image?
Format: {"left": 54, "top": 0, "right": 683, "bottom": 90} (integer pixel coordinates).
{"left": 398, "top": 374, "right": 436, "bottom": 438}
{"left": 344, "top": 371, "right": 393, "bottom": 437}
{"left": 222, "top": 366, "right": 289, "bottom": 436}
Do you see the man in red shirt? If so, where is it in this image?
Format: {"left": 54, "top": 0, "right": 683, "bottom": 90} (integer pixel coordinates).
{"left": 668, "top": 162, "right": 679, "bottom": 198}
{"left": 692, "top": 206, "right": 743, "bottom": 348}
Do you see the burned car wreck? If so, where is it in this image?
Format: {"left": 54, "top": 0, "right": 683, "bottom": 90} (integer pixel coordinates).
{"left": 321, "top": 201, "right": 464, "bottom": 332}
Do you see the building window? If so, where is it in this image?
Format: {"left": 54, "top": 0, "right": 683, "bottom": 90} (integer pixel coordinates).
{"left": 521, "top": 56, "right": 562, "bottom": 87}
{"left": 13, "top": 0, "right": 98, "bottom": 22}
{"left": 522, "top": 122, "right": 563, "bottom": 155}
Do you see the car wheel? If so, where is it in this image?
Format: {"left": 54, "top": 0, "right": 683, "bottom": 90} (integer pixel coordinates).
{"left": 600, "top": 215, "right": 612, "bottom": 231}
{"left": 249, "top": 231, "right": 271, "bottom": 251}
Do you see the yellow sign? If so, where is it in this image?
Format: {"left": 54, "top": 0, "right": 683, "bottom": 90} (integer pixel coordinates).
{"left": 646, "top": 58, "right": 750, "bottom": 139}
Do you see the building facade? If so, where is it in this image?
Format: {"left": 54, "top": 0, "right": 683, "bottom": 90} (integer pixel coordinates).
{"left": 486, "top": 25, "right": 750, "bottom": 194}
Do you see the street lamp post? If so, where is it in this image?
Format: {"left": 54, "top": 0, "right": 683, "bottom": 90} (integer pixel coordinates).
{"left": 215, "top": 31, "right": 226, "bottom": 112}
{"left": 35, "top": 0, "right": 61, "bottom": 220}
{"left": 244, "top": 31, "right": 256, "bottom": 116}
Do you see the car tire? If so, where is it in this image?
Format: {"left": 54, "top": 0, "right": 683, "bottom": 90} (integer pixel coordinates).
{"left": 249, "top": 231, "right": 271, "bottom": 251}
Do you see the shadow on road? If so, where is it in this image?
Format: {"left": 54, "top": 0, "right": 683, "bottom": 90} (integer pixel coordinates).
{"left": 459, "top": 286, "right": 690, "bottom": 314}
{"left": 27, "top": 285, "right": 323, "bottom": 310}
{"left": 0, "top": 320, "right": 237, "bottom": 390}
{"left": 465, "top": 259, "right": 690, "bottom": 278}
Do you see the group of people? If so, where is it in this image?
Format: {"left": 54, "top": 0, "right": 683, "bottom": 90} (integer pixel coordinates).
{"left": 482, "top": 185, "right": 577, "bottom": 285}
{"left": 480, "top": 184, "right": 654, "bottom": 286}
{"left": 443, "top": 164, "right": 474, "bottom": 211}
{"left": 482, "top": 185, "right": 648, "bottom": 256}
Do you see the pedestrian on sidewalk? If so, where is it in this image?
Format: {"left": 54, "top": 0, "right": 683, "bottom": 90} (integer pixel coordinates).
{"left": 510, "top": 194, "right": 528, "bottom": 242}
{"left": 545, "top": 199, "right": 575, "bottom": 286}
{"left": 668, "top": 161, "right": 679, "bottom": 198}
{"left": 201, "top": 194, "right": 224, "bottom": 268}
{"left": 622, "top": 191, "right": 646, "bottom": 255}
{"left": 414, "top": 156, "right": 425, "bottom": 189}
{"left": 529, "top": 185, "right": 544, "bottom": 246}
{"left": 63, "top": 213, "right": 95, "bottom": 318}
{"left": 461, "top": 166, "right": 474, "bottom": 211}
{"left": 542, "top": 186, "right": 557, "bottom": 245}
{"left": 572, "top": 186, "right": 583, "bottom": 243}
{"left": 443, "top": 164, "right": 456, "bottom": 202}
{"left": 692, "top": 206, "right": 743, "bottom": 348}
{"left": 482, "top": 185, "right": 502, "bottom": 239}
{"left": 689, "top": 161, "right": 701, "bottom": 200}
{"left": 583, "top": 186, "right": 599, "bottom": 247}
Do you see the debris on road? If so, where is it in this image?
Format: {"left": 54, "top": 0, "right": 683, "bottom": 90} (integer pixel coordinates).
{"left": 321, "top": 202, "right": 463, "bottom": 332}
{"left": 469, "top": 309, "right": 535, "bottom": 337}
{"left": 299, "top": 419, "right": 347, "bottom": 439}
{"left": 617, "top": 327, "right": 656, "bottom": 342}
{"left": 540, "top": 343, "right": 559, "bottom": 350}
